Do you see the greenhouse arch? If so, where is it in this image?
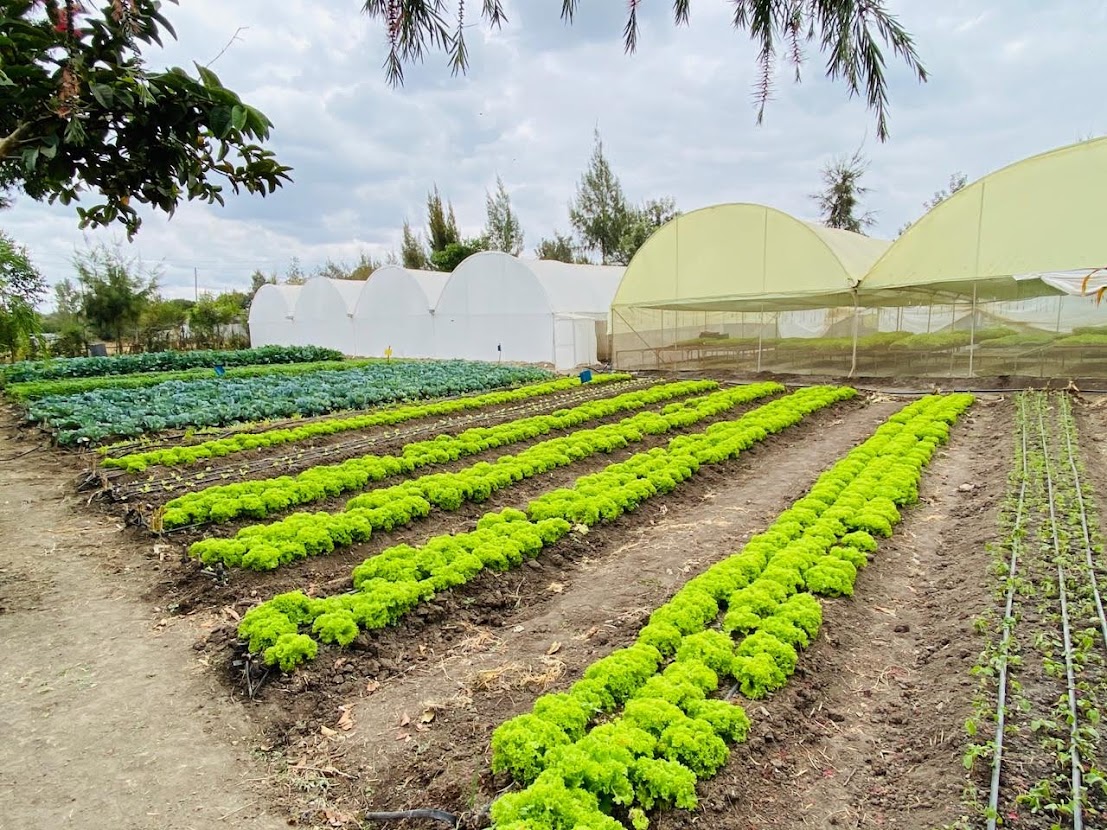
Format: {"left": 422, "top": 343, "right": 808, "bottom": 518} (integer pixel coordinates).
{"left": 434, "top": 252, "right": 623, "bottom": 369}
{"left": 611, "top": 203, "right": 889, "bottom": 370}
{"left": 353, "top": 266, "right": 447, "bottom": 359}
{"left": 247, "top": 284, "right": 300, "bottom": 348}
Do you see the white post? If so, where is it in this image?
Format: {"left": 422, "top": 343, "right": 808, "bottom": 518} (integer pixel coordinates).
{"left": 849, "top": 291, "right": 860, "bottom": 378}
{"left": 756, "top": 306, "right": 764, "bottom": 372}
{"left": 968, "top": 283, "right": 978, "bottom": 378}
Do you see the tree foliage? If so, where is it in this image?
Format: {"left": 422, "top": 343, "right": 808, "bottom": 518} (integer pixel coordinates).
{"left": 812, "top": 150, "right": 875, "bottom": 234}
{"left": 615, "top": 197, "right": 679, "bottom": 265}
{"left": 0, "top": 1, "right": 292, "bottom": 236}
{"left": 569, "top": 130, "right": 630, "bottom": 265}
{"left": 535, "top": 232, "right": 581, "bottom": 264}
{"left": 484, "top": 175, "right": 524, "bottom": 255}
{"left": 74, "top": 240, "right": 159, "bottom": 350}
{"left": 426, "top": 184, "right": 460, "bottom": 255}
{"left": 0, "top": 231, "right": 46, "bottom": 359}
{"left": 401, "top": 219, "right": 429, "bottom": 270}
{"left": 430, "top": 237, "right": 488, "bottom": 273}
{"left": 360, "top": 1, "right": 925, "bottom": 140}
{"left": 896, "top": 171, "right": 968, "bottom": 236}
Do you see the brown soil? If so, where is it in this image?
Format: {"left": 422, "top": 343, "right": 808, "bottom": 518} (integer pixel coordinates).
{"left": 143, "top": 388, "right": 807, "bottom": 615}
{"left": 102, "top": 378, "right": 655, "bottom": 505}
{"left": 0, "top": 419, "right": 285, "bottom": 830}
{"left": 667, "top": 395, "right": 1008, "bottom": 829}
{"left": 214, "top": 395, "right": 916, "bottom": 823}
{"left": 2, "top": 386, "right": 1028, "bottom": 830}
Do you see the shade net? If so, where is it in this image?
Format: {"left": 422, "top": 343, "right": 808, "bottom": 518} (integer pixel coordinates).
{"left": 612, "top": 285, "right": 1107, "bottom": 379}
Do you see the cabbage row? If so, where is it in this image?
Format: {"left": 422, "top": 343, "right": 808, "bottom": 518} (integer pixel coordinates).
{"left": 188, "top": 381, "right": 779, "bottom": 564}
{"left": 234, "top": 385, "right": 854, "bottom": 668}
{"left": 486, "top": 393, "right": 975, "bottom": 829}
{"left": 1, "top": 345, "right": 342, "bottom": 385}
{"left": 105, "top": 374, "right": 631, "bottom": 473}
{"left": 8, "top": 359, "right": 381, "bottom": 402}
{"left": 27, "top": 360, "right": 554, "bottom": 446}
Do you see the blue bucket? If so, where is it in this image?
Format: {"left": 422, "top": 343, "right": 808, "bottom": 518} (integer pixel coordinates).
{"left": 578, "top": 369, "right": 593, "bottom": 383}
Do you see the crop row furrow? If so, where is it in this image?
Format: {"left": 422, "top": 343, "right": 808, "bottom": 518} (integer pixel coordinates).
{"left": 235, "top": 385, "right": 856, "bottom": 669}
{"left": 105, "top": 373, "right": 631, "bottom": 473}
{"left": 485, "top": 393, "right": 974, "bottom": 829}
{"left": 27, "top": 359, "right": 555, "bottom": 445}
{"left": 172, "top": 379, "right": 744, "bottom": 535}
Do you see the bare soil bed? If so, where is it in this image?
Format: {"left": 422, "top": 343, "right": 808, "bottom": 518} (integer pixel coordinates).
{"left": 1, "top": 385, "right": 1022, "bottom": 830}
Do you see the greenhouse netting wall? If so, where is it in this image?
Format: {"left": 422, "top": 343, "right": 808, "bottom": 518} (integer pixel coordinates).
{"left": 613, "top": 138, "right": 1107, "bottom": 378}
{"left": 612, "top": 289, "right": 1107, "bottom": 378}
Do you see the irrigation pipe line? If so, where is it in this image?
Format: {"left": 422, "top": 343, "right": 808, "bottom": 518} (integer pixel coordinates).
{"left": 986, "top": 394, "right": 1032, "bottom": 830}
{"left": 362, "top": 808, "right": 459, "bottom": 827}
{"left": 1058, "top": 395, "right": 1107, "bottom": 651}
{"left": 1037, "top": 394, "right": 1085, "bottom": 830}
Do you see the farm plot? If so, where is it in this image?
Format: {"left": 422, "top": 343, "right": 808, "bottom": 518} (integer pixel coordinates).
{"left": 24, "top": 359, "right": 554, "bottom": 445}
{"left": 1, "top": 361, "right": 1017, "bottom": 830}
{"left": 958, "top": 392, "right": 1107, "bottom": 828}
{"left": 187, "top": 391, "right": 980, "bottom": 829}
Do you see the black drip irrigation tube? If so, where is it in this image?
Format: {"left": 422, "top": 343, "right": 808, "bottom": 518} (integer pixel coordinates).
{"left": 1058, "top": 395, "right": 1107, "bottom": 651}
{"left": 986, "top": 394, "right": 1031, "bottom": 829}
{"left": 1036, "top": 396, "right": 1085, "bottom": 830}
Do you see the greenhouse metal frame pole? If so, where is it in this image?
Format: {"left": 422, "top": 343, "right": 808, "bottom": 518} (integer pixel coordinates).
{"left": 968, "top": 283, "right": 978, "bottom": 377}
{"left": 848, "top": 291, "right": 860, "bottom": 378}
{"left": 757, "top": 306, "right": 764, "bottom": 372}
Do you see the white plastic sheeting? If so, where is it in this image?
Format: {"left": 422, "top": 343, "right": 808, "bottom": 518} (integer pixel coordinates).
{"left": 247, "top": 284, "right": 300, "bottom": 347}
{"left": 246, "top": 257, "right": 623, "bottom": 367}
{"left": 434, "top": 252, "right": 622, "bottom": 368}
{"left": 353, "top": 266, "right": 448, "bottom": 358}
{"left": 293, "top": 278, "right": 362, "bottom": 354}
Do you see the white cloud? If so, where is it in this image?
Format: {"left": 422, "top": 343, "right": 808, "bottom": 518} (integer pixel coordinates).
{"left": 5, "top": 0, "right": 1107, "bottom": 305}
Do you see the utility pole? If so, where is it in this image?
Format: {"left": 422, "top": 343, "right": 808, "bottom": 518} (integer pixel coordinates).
{"left": 194, "top": 267, "right": 198, "bottom": 301}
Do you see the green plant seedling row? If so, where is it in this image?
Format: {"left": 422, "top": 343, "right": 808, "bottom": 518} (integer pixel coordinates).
{"left": 105, "top": 373, "right": 631, "bottom": 472}
{"left": 27, "top": 360, "right": 555, "bottom": 446}
{"left": 235, "top": 385, "right": 854, "bottom": 669}
{"left": 169, "top": 379, "right": 735, "bottom": 533}
{"left": 189, "top": 381, "right": 781, "bottom": 566}
{"left": 1, "top": 345, "right": 343, "bottom": 385}
{"left": 486, "top": 393, "right": 974, "bottom": 829}
{"left": 7, "top": 358, "right": 385, "bottom": 402}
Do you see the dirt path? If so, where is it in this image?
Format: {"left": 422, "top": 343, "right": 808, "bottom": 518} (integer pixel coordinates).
{"left": 249, "top": 397, "right": 909, "bottom": 818}
{"left": 668, "top": 395, "right": 1009, "bottom": 829}
{"left": 0, "top": 426, "right": 284, "bottom": 830}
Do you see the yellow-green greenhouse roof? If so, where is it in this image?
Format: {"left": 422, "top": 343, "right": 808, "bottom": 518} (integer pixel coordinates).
{"left": 612, "top": 203, "right": 891, "bottom": 312}
{"left": 862, "top": 136, "right": 1107, "bottom": 301}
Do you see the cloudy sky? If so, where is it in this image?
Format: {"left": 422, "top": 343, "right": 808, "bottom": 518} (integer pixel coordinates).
{"left": 5, "top": 0, "right": 1106, "bottom": 303}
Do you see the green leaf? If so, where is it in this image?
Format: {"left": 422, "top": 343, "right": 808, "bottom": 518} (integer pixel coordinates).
{"left": 195, "top": 63, "right": 223, "bottom": 90}
{"left": 230, "top": 105, "right": 247, "bottom": 131}
{"left": 89, "top": 83, "right": 113, "bottom": 108}
{"left": 209, "top": 106, "right": 232, "bottom": 139}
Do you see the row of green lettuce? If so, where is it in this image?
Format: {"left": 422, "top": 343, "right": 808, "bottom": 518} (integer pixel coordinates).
{"left": 186, "top": 381, "right": 782, "bottom": 566}
{"left": 105, "top": 374, "right": 632, "bottom": 473}
{"left": 9, "top": 358, "right": 384, "bottom": 402}
{"left": 486, "top": 392, "right": 975, "bottom": 829}
{"left": 27, "top": 360, "right": 554, "bottom": 446}
{"left": 234, "top": 385, "right": 855, "bottom": 668}
{"left": 1, "top": 345, "right": 342, "bottom": 385}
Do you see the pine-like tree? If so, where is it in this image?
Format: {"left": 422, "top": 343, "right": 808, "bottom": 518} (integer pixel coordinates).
{"left": 812, "top": 151, "right": 875, "bottom": 234}
{"left": 484, "top": 176, "right": 525, "bottom": 255}
{"left": 569, "top": 130, "right": 631, "bottom": 265}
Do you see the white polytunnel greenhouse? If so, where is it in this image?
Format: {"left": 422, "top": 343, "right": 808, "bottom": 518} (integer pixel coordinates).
{"left": 246, "top": 283, "right": 301, "bottom": 348}
{"left": 433, "top": 252, "right": 624, "bottom": 368}
{"left": 353, "top": 266, "right": 448, "bottom": 359}
{"left": 292, "top": 277, "right": 363, "bottom": 355}
{"left": 246, "top": 254, "right": 624, "bottom": 369}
